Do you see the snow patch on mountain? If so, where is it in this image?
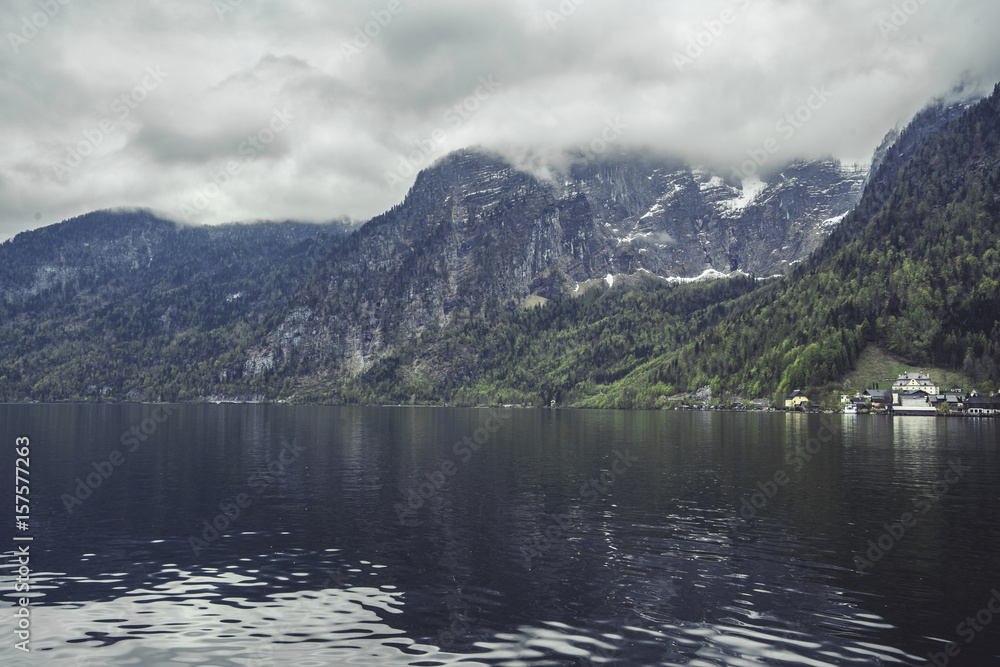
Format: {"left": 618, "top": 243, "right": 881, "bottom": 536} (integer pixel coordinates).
{"left": 700, "top": 175, "right": 727, "bottom": 191}
{"left": 661, "top": 268, "right": 747, "bottom": 283}
{"left": 639, "top": 202, "right": 664, "bottom": 221}
{"left": 719, "top": 177, "right": 766, "bottom": 215}
{"left": 822, "top": 211, "right": 850, "bottom": 227}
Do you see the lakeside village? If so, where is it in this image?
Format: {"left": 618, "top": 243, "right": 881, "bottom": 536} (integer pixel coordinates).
{"left": 664, "top": 373, "right": 998, "bottom": 415}
{"left": 786, "top": 372, "right": 1000, "bottom": 416}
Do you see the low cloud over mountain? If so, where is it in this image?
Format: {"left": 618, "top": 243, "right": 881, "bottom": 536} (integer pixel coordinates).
{"left": 2, "top": 0, "right": 999, "bottom": 238}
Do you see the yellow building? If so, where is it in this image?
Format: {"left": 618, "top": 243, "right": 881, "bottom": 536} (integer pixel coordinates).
{"left": 785, "top": 390, "right": 810, "bottom": 410}
{"left": 891, "top": 373, "right": 938, "bottom": 402}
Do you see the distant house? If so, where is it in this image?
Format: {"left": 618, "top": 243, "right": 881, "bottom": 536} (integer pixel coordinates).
{"left": 928, "top": 394, "right": 965, "bottom": 411}
{"left": 965, "top": 395, "right": 997, "bottom": 416}
{"left": 896, "top": 389, "right": 937, "bottom": 416}
{"left": 899, "top": 389, "right": 930, "bottom": 402}
{"left": 892, "top": 373, "right": 939, "bottom": 403}
{"left": 865, "top": 389, "right": 893, "bottom": 410}
{"left": 785, "top": 390, "right": 810, "bottom": 410}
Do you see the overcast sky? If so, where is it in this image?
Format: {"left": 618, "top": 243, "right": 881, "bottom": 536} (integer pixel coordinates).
{"left": 1, "top": 0, "right": 999, "bottom": 240}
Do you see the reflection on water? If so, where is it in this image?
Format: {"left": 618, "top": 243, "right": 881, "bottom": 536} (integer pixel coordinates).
{"left": 2, "top": 541, "right": 916, "bottom": 666}
{"left": 0, "top": 406, "right": 998, "bottom": 665}
{"left": 23, "top": 568, "right": 415, "bottom": 666}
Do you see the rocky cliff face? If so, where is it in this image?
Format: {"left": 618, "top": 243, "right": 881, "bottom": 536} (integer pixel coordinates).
{"left": 0, "top": 93, "right": 985, "bottom": 402}
{"left": 0, "top": 210, "right": 176, "bottom": 305}
{"left": 568, "top": 155, "right": 866, "bottom": 279}
{"left": 254, "top": 149, "right": 868, "bottom": 378}
{"left": 257, "top": 150, "right": 611, "bottom": 376}
{"left": 0, "top": 210, "right": 354, "bottom": 403}
{"left": 0, "top": 210, "right": 348, "bottom": 311}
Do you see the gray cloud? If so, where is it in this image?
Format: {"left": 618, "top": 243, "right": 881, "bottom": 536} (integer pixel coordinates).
{"left": 1, "top": 0, "right": 999, "bottom": 240}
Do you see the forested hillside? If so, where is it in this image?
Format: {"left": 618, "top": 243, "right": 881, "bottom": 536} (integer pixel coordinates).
{"left": 0, "top": 86, "right": 995, "bottom": 407}
{"left": 0, "top": 211, "right": 355, "bottom": 401}
{"left": 645, "top": 82, "right": 1000, "bottom": 405}
{"left": 328, "top": 274, "right": 761, "bottom": 407}
{"left": 340, "top": 86, "right": 1000, "bottom": 407}
{"left": 242, "top": 148, "right": 869, "bottom": 386}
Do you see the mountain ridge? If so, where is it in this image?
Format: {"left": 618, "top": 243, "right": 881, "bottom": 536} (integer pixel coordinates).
{"left": 244, "top": 147, "right": 871, "bottom": 381}
{"left": 336, "top": 85, "right": 1000, "bottom": 407}
{"left": 0, "top": 90, "right": 994, "bottom": 405}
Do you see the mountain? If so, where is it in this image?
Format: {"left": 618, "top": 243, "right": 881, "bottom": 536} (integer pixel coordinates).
{"left": 0, "top": 211, "right": 355, "bottom": 401}
{"left": 0, "top": 87, "right": 994, "bottom": 406}
{"left": 831, "top": 97, "right": 975, "bottom": 249}
{"left": 569, "top": 155, "right": 867, "bottom": 278}
{"left": 338, "top": 86, "right": 1000, "bottom": 407}
{"left": 648, "top": 85, "right": 1000, "bottom": 405}
{"left": 246, "top": 151, "right": 867, "bottom": 384}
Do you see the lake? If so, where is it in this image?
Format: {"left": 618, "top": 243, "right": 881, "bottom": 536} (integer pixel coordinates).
{"left": 1, "top": 404, "right": 998, "bottom": 665}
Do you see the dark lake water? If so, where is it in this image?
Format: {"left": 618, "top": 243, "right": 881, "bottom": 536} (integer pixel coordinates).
{"left": 1, "top": 404, "right": 999, "bottom": 666}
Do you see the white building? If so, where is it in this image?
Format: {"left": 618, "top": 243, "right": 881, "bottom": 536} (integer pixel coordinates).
{"left": 892, "top": 373, "right": 939, "bottom": 404}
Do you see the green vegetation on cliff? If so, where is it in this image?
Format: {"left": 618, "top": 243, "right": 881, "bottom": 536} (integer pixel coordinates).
{"left": 2, "top": 85, "right": 999, "bottom": 407}
{"left": 341, "top": 85, "right": 1000, "bottom": 407}
{"left": 330, "top": 275, "right": 760, "bottom": 407}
